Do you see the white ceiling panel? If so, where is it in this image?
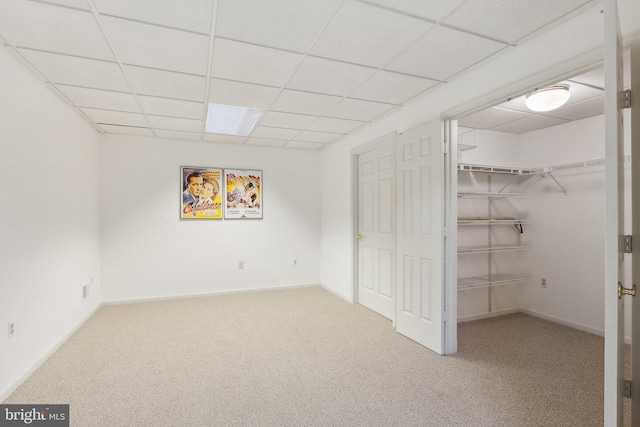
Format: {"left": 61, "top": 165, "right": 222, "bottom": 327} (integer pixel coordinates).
{"left": 295, "top": 130, "right": 342, "bottom": 143}
{"left": 568, "top": 69, "right": 604, "bottom": 89}
{"left": 81, "top": 108, "right": 148, "bottom": 127}
{"left": 491, "top": 115, "right": 570, "bottom": 134}
{"left": 100, "top": 16, "right": 210, "bottom": 75}
{"left": 215, "top": 0, "right": 342, "bottom": 52}
{"left": 387, "top": 26, "right": 506, "bottom": 81}
{"left": 124, "top": 66, "right": 206, "bottom": 102}
{"left": 203, "top": 134, "right": 247, "bottom": 144}
{"left": 57, "top": 85, "right": 141, "bottom": 112}
{"left": 271, "top": 90, "right": 342, "bottom": 116}
{"left": 286, "top": 56, "right": 376, "bottom": 96}
{"left": 98, "top": 124, "right": 153, "bottom": 136}
{"left": 40, "top": 0, "right": 90, "bottom": 10}
{"left": 444, "top": 0, "right": 591, "bottom": 43}
{"left": 251, "top": 126, "right": 300, "bottom": 140}
{"left": 155, "top": 130, "right": 202, "bottom": 141}
{"left": 541, "top": 96, "right": 604, "bottom": 121}
{"left": 310, "top": 1, "right": 432, "bottom": 68}
{"left": 350, "top": 70, "right": 439, "bottom": 104}
{"left": 285, "top": 141, "right": 325, "bottom": 150}
{"left": 209, "top": 79, "right": 280, "bottom": 110}
{"left": 92, "top": 0, "right": 214, "bottom": 34}
{"left": 211, "top": 39, "right": 303, "bottom": 88}
{"left": 326, "top": 98, "right": 396, "bottom": 121}
{"left": 0, "top": 1, "right": 114, "bottom": 60}
{"left": 360, "top": 0, "right": 467, "bottom": 22}
{"left": 18, "top": 49, "right": 130, "bottom": 92}
{"left": 307, "top": 117, "right": 364, "bottom": 134}
{"left": 137, "top": 96, "right": 204, "bottom": 120}
{"left": 147, "top": 115, "right": 202, "bottom": 133}
{"left": 245, "top": 137, "right": 288, "bottom": 147}
{"left": 259, "top": 111, "right": 318, "bottom": 130}
{"left": 458, "top": 107, "right": 530, "bottom": 130}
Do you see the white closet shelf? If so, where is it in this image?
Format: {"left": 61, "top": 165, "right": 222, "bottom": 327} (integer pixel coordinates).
{"left": 457, "top": 218, "right": 529, "bottom": 226}
{"left": 457, "top": 163, "right": 539, "bottom": 175}
{"left": 457, "top": 245, "right": 531, "bottom": 254}
{"left": 458, "top": 191, "right": 528, "bottom": 199}
{"left": 458, "top": 274, "right": 531, "bottom": 290}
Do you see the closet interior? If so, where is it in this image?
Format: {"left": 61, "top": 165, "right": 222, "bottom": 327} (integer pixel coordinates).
{"left": 452, "top": 64, "right": 631, "bottom": 338}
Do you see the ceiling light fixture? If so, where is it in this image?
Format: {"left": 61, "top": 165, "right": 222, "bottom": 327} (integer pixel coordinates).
{"left": 205, "top": 103, "right": 263, "bottom": 136}
{"left": 524, "top": 84, "right": 571, "bottom": 112}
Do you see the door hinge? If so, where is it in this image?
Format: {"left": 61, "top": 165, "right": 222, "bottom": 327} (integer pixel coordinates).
{"left": 622, "top": 89, "right": 632, "bottom": 109}
{"left": 624, "top": 235, "right": 633, "bottom": 254}
{"left": 625, "top": 379, "right": 632, "bottom": 398}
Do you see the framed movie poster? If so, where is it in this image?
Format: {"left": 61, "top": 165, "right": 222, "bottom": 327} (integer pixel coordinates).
{"left": 224, "top": 169, "right": 262, "bottom": 219}
{"left": 180, "top": 166, "right": 223, "bottom": 219}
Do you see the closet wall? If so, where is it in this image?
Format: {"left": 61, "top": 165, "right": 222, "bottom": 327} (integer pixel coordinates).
{"left": 456, "top": 114, "right": 618, "bottom": 337}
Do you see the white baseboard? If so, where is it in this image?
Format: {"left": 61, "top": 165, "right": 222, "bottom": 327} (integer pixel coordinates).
{"left": 1, "top": 304, "right": 102, "bottom": 402}
{"left": 102, "top": 283, "right": 321, "bottom": 306}
{"left": 519, "top": 308, "right": 605, "bottom": 337}
{"left": 457, "top": 307, "right": 520, "bottom": 323}
{"left": 319, "top": 284, "right": 353, "bottom": 303}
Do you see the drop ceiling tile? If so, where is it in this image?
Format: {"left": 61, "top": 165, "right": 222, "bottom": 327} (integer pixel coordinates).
{"left": 285, "top": 141, "right": 325, "bottom": 150}
{"left": 245, "top": 137, "right": 288, "bottom": 147}
{"left": 92, "top": 0, "right": 213, "bottom": 34}
{"left": 457, "top": 107, "right": 530, "bottom": 129}
{"left": 259, "top": 111, "right": 318, "bottom": 130}
{"left": 443, "top": 0, "right": 591, "bottom": 43}
{"left": 0, "top": 1, "right": 114, "bottom": 60}
{"left": 57, "top": 85, "right": 141, "bottom": 112}
{"left": 215, "top": 0, "right": 341, "bottom": 52}
{"left": 271, "top": 90, "right": 342, "bottom": 116}
{"left": 138, "top": 96, "right": 204, "bottom": 120}
{"left": 295, "top": 130, "right": 341, "bottom": 143}
{"left": 147, "top": 115, "right": 202, "bottom": 132}
{"left": 568, "top": 69, "right": 604, "bottom": 90}
{"left": 307, "top": 117, "right": 364, "bottom": 134}
{"left": 100, "top": 16, "right": 210, "bottom": 75}
{"left": 286, "top": 56, "right": 376, "bottom": 97}
{"left": 326, "top": 98, "right": 396, "bottom": 121}
{"left": 310, "top": 1, "right": 432, "bottom": 68}
{"left": 18, "top": 49, "right": 129, "bottom": 92}
{"left": 99, "top": 124, "right": 154, "bottom": 136}
{"left": 211, "top": 39, "right": 303, "bottom": 87}
{"left": 251, "top": 126, "right": 299, "bottom": 140}
{"left": 209, "top": 79, "right": 280, "bottom": 110}
{"left": 542, "top": 96, "right": 604, "bottom": 121}
{"left": 155, "top": 130, "right": 202, "bottom": 141}
{"left": 203, "top": 133, "right": 247, "bottom": 144}
{"left": 81, "top": 108, "right": 148, "bottom": 127}
{"left": 386, "top": 26, "right": 506, "bottom": 81}
{"left": 360, "top": 0, "right": 466, "bottom": 22}
{"left": 350, "top": 70, "right": 439, "bottom": 104}
{"left": 491, "top": 115, "right": 569, "bottom": 134}
{"left": 41, "top": 0, "right": 90, "bottom": 10}
{"left": 124, "top": 66, "right": 206, "bottom": 102}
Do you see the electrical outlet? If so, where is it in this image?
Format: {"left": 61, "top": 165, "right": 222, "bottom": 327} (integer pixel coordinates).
{"left": 82, "top": 282, "right": 90, "bottom": 299}
{"left": 8, "top": 321, "right": 15, "bottom": 339}
{"left": 293, "top": 259, "right": 297, "bottom": 266}
{"left": 541, "top": 278, "right": 547, "bottom": 288}
{"left": 239, "top": 261, "right": 244, "bottom": 270}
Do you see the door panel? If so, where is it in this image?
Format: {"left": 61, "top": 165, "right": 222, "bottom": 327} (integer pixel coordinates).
{"left": 603, "top": 0, "right": 626, "bottom": 424}
{"left": 357, "top": 136, "right": 395, "bottom": 319}
{"left": 395, "top": 120, "right": 444, "bottom": 354}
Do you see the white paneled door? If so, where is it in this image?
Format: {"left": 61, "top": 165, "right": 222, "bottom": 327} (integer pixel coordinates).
{"left": 395, "top": 120, "right": 445, "bottom": 354}
{"left": 603, "top": 0, "right": 635, "bottom": 424}
{"left": 357, "top": 136, "right": 395, "bottom": 319}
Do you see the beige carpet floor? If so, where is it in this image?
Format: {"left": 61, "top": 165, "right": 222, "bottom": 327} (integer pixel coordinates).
{"left": 4, "top": 286, "right": 610, "bottom": 426}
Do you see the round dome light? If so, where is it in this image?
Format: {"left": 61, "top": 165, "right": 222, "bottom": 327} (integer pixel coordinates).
{"left": 525, "top": 84, "right": 571, "bottom": 112}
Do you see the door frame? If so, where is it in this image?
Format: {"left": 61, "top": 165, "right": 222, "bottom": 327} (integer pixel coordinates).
{"left": 351, "top": 133, "right": 397, "bottom": 319}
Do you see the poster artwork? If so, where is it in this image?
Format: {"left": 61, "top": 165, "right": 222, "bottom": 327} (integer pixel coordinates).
{"left": 180, "top": 166, "right": 223, "bottom": 219}
{"left": 224, "top": 169, "right": 262, "bottom": 219}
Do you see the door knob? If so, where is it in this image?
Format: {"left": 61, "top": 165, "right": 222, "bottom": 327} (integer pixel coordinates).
{"left": 356, "top": 234, "right": 363, "bottom": 240}
{"left": 618, "top": 282, "right": 637, "bottom": 299}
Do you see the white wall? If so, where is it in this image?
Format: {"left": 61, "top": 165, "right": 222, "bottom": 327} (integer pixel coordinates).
{"left": 100, "top": 136, "right": 321, "bottom": 302}
{"left": 0, "top": 47, "right": 101, "bottom": 398}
